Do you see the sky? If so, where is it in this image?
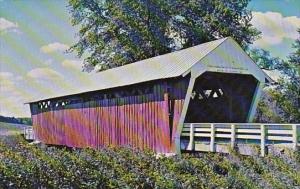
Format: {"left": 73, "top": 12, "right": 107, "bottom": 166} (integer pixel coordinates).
{"left": 0, "top": 0, "right": 300, "bottom": 117}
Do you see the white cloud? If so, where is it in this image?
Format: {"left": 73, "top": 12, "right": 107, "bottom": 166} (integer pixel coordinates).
{"left": 0, "top": 72, "right": 14, "bottom": 79}
{"left": 0, "top": 18, "right": 19, "bottom": 33}
{"left": 0, "top": 72, "right": 23, "bottom": 82}
{"left": 0, "top": 91, "right": 29, "bottom": 117}
{"left": 40, "top": 42, "right": 70, "bottom": 53}
{"left": 0, "top": 72, "right": 33, "bottom": 117}
{"left": 0, "top": 72, "right": 20, "bottom": 93}
{"left": 27, "top": 68, "right": 63, "bottom": 81}
{"left": 43, "top": 59, "right": 53, "bottom": 66}
{"left": 251, "top": 12, "right": 300, "bottom": 47}
{"left": 0, "top": 79, "right": 15, "bottom": 93}
{"left": 62, "top": 59, "right": 82, "bottom": 71}
{"left": 16, "top": 76, "right": 23, "bottom": 81}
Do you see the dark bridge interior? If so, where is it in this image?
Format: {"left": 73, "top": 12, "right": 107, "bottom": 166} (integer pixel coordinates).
{"left": 184, "top": 72, "right": 258, "bottom": 123}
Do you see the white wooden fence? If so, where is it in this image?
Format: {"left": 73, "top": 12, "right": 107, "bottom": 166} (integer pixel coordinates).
{"left": 181, "top": 123, "right": 300, "bottom": 156}
{"left": 23, "top": 126, "right": 35, "bottom": 140}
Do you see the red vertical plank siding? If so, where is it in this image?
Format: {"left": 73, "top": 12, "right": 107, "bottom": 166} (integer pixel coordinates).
{"left": 53, "top": 110, "right": 60, "bottom": 145}
{"left": 89, "top": 107, "right": 96, "bottom": 148}
{"left": 105, "top": 99, "right": 110, "bottom": 147}
{"left": 124, "top": 97, "right": 129, "bottom": 146}
{"left": 144, "top": 96, "right": 149, "bottom": 150}
{"left": 138, "top": 96, "right": 143, "bottom": 150}
{"left": 63, "top": 109, "right": 71, "bottom": 147}
{"left": 155, "top": 99, "right": 161, "bottom": 152}
{"left": 171, "top": 100, "right": 184, "bottom": 151}
{"left": 151, "top": 99, "right": 155, "bottom": 150}
{"left": 134, "top": 96, "right": 139, "bottom": 149}
{"left": 31, "top": 78, "right": 189, "bottom": 153}
{"left": 140, "top": 96, "right": 144, "bottom": 149}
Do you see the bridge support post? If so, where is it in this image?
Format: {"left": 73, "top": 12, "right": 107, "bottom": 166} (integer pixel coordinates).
{"left": 231, "top": 124, "right": 236, "bottom": 149}
{"left": 247, "top": 82, "right": 264, "bottom": 122}
{"left": 187, "top": 124, "right": 195, "bottom": 151}
{"left": 292, "top": 124, "right": 298, "bottom": 151}
{"left": 260, "top": 124, "right": 266, "bottom": 157}
{"left": 210, "top": 124, "right": 216, "bottom": 152}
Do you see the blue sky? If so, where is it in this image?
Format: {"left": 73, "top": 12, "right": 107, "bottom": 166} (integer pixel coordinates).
{"left": 0, "top": 0, "right": 300, "bottom": 117}
{"left": 248, "top": 0, "right": 300, "bottom": 59}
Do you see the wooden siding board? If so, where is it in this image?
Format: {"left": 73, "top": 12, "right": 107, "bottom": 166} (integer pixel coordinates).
{"left": 31, "top": 78, "right": 189, "bottom": 153}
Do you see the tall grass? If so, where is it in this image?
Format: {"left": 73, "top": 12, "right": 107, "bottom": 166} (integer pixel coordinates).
{"left": 0, "top": 135, "right": 299, "bottom": 189}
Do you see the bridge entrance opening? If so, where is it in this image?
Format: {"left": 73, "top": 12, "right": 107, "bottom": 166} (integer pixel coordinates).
{"left": 184, "top": 72, "right": 258, "bottom": 123}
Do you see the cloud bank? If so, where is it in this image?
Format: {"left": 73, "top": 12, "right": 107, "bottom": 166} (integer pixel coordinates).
{"left": 0, "top": 17, "right": 19, "bottom": 33}
{"left": 0, "top": 72, "right": 15, "bottom": 93}
{"left": 27, "top": 68, "right": 63, "bottom": 81}
{"left": 40, "top": 42, "right": 70, "bottom": 53}
{"left": 251, "top": 11, "right": 300, "bottom": 47}
{"left": 0, "top": 72, "right": 29, "bottom": 117}
{"left": 62, "top": 59, "right": 82, "bottom": 71}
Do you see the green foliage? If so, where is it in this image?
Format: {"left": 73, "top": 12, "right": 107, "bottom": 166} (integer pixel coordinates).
{"left": 229, "top": 150, "right": 298, "bottom": 189}
{"left": 248, "top": 48, "right": 282, "bottom": 70}
{"left": 269, "top": 86, "right": 300, "bottom": 122}
{"left": 250, "top": 29, "right": 300, "bottom": 123}
{"left": 270, "top": 29, "right": 300, "bottom": 122}
{"left": 255, "top": 77, "right": 300, "bottom": 123}
{"left": 68, "top": 0, "right": 260, "bottom": 71}
{"left": 0, "top": 122, "right": 29, "bottom": 136}
{"left": 255, "top": 91, "right": 283, "bottom": 123}
{"left": 1, "top": 136, "right": 299, "bottom": 188}
{"left": 266, "top": 154, "right": 300, "bottom": 186}
{"left": 288, "top": 28, "right": 300, "bottom": 69}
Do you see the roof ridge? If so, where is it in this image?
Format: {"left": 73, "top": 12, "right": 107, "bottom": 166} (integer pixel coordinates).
{"left": 26, "top": 37, "right": 229, "bottom": 103}
{"left": 96, "top": 37, "right": 228, "bottom": 74}
{"left": 180, "top": 37, "right": 229, "bottom": 76}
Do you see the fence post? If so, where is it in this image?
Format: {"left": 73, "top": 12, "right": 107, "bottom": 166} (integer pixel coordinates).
{"left": 292, "top": 124, "right": 298, "bottom": 151}
{"left": 261, "top": 124, "right": 266, "bottom": 157}
{"left": 231, "top": 124, "right": 236, "bottom": 149}
{"left": 187, "top": 124, "right": 195, "bottom": 150}
{"left": 210, "top": 124, "right": 215, "bottom": 152}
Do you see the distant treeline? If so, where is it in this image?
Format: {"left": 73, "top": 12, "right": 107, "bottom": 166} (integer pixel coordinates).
{"left": 0, "top": 115, "right": 32, "bottom": 125}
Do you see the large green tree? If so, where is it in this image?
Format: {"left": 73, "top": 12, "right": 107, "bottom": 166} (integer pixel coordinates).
{"left": 248, "top": 48, "right": 282, "bottom": 70}
{"left": 287, "top": 28, "right": 300, "bottom": 87}
{"left": 68, "top": 0, "right": 260, "bottom": 72}
{"left": 272, "top": 29, "right": 300, "bottom": 122}
{"left": 254, "top": 29, "right": 300, "bottom": 123}
{"left": 248, "top": 48, "right": 285, "bottom": 123}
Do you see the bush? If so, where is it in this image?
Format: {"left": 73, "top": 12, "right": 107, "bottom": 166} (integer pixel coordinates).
{"left": 0, "top": 136, "right": 299, "bottom": 189}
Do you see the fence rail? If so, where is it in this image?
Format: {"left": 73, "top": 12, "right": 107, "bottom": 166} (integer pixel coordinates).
{"left": 181, "top": 123, "right": 300, "bottom": 156}
{"left": 23, "top": 126, "right": 34, "bottom": 140}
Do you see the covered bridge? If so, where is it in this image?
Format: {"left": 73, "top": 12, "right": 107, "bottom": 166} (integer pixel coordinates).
{"left": 27, "top": 37, "right": 271, "bottom": 154}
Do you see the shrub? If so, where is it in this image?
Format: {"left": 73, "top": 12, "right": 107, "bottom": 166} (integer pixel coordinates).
{"left": 0, "top": 136, "right": 299, "bottom": 189}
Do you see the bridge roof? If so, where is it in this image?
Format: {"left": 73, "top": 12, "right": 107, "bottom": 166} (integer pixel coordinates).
{"left": 27, "top": 37, "right": 270, "bottom": 103}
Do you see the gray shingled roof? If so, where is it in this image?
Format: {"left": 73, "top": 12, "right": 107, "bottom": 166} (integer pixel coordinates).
{"left": 27, "top": 38, "right": 228, "bottom": 103}
{"left": 88, "top": 38, "right": 226, "bottom": 87}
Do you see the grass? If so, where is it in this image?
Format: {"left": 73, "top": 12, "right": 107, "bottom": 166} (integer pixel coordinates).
{"left": 0, "top": 125, "right": 299, "bottom": 188}
{"left": 0, "top": 122, "right": 29, "bottom": 136}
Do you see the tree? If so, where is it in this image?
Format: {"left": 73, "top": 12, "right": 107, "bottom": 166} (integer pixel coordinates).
{"left": 68, "top": 0, "right": 260, "bottom": 72}
{"left": 172, "top": 0, "right": 259, "bottom": 49}
{"left": 272, "top": 29, "right": 300, "bottom": 122}
{"left": 287, "top": 28, "right": 300, "bottom": 89}
{"left": 254, "top": 29, "right": 300, "bottom": 123}
{"left": 248, "top": 48, "right": 282, "bottom": 70}
{"left": 289, "top": 29, "right": 300, "bottom": 68}
{"left": 248, "top": 48, "right": 285, "bottom": 123}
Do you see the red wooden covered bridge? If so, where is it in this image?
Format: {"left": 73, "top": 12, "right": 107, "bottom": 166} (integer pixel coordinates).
{"left": 27, "top": 37, "right": 276, "bottom": 154}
